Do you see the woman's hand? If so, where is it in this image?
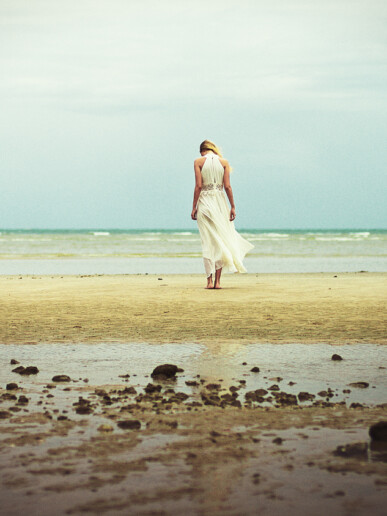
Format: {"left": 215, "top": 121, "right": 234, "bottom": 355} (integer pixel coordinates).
{"left": 230, "top": 207, "right": 236, "bottom": 221}
{"left": 191, "top": 208, "right": 197, "bottom": 220}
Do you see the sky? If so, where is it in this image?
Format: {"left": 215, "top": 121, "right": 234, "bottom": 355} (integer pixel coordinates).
{"left": 1, "top": 0, "right": 386, "bottom": 229}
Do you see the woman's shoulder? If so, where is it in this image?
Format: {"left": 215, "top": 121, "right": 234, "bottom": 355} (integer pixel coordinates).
{"left": 194, "top": 156, "right": 206, "bottom": 164}
{"left": 218, "top": 156, "right": 229, "bottom": 166}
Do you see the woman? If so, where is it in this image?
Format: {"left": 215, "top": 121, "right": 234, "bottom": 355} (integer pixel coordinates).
{"left": 191, "top": 140, "right": 254, "bottom": 289}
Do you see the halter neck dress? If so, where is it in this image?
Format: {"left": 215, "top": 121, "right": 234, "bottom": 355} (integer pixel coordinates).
{"left": 196, "top": 152, "right": 254, "bottom": 277}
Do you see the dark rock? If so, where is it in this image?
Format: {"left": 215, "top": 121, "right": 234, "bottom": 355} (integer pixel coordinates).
{"left": 349, "top": 382, "right": 369, "bottom": 389}
{"left": 1, "top": 393, "right": 17, "bottom": 401}
{"left": 117, "top": 419, "right": 141, "bottom": 430}
{"left": 205, "top": 383, "right": 221, "bottom": 391}
{"left": 273, "top": 437, "right": 283, "bottom": 445}
{"left": 255, "top": 389, "right": 268, "bottom": 396}
{"left": 6, "top": 383, "right": 18, "bottom": 390}
{"left": 331, "top": 354, "right": 343, "bottom": 361}
{"left": 185, "top": 380, "right": 199, "bottom": 387}
{"left": 144, "top": 383, "right": 162, "bottom": 394}
{"left": 118, "top": 374, "right": 130, "bottom": 378}
{"left": 242, "top": 362, "right": 247, "bottom": 365}
{"left": 273, "top": 392, "right": 298, "bottom": 405}
{"left": 350, "top": 402, "right": 364, "bottom": 409}
{"left": 17, "top": 395, "right": 29, "bottom": 404}
{"left": 76, "top": 406, "right": 93, "bottom": 415}
{"left": 298, "top": 392, "right": 315, "bottom": 402}
{"left": 121, "top": 386, "right": 137, "bottom": 395}
{"left": 10, "top": 359, "right": 19, "bottom": 365}
{"left": 333, "top": 442, "right": 368, "bottom": 459}
{"left": 151, "top": 364, "right": 178, "bottom": 379}
{"left": 0, "top": 410, "right": 12, "bottom": 419}
{"left": 52, "top": 375, "right": 71, "bottom": 382}
{"left": 369, "top": 421, "right": 387, "bottom": 442}
{"left": 318, "top": 390, "right": 328, "bottom": 397}
{"left": 268, "top": 384, "right": 280, "bottom": 391}
{"left": 176, "top": 367, "right": 184, "bottom": 373}
{"left": 250, "top": 367, "right": 260, "bottom": 373}
{"left": 12, "top": 366, "right": 39, "bottom": 375}
{"left": 57, "top": 415, "right": 68, "bottom": 421}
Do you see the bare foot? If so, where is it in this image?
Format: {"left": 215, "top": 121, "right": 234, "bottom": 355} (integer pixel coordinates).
{"left": 206, "top": 275, "right": 213, "bottom": 289}
{"left": 213, "top": 283, "right": 222, "bottom": 289}
{"left": 205, "top": 283, "right": 214, "bottom": 289}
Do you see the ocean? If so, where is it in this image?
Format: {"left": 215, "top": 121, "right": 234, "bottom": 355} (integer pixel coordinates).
{"left": 0, "top": 229, "right": 386, "bottom": 275}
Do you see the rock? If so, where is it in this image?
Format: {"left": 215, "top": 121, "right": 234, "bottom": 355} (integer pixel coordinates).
{"left": 57, "top": 415, "right": 68, "bottom": 421}
{"left": 268, "top": 384, "right": 280, "bottom": 391}
{"left": 117, "top": 419, "right": 141, "bottom": 430}
{"left": 250, "top": 367, "right": 260, "bottom": 373}
{"left": 369, "top": 421, "right": 387, "bottom": 442}
{"left": 273, "top": 392, "right": 298, "bottom": 405}
{"left": 76, "top": 406, "right": 93, "bottom": 415}
{"left": 6, "top": 383, "right": 18, "bottom": 390}
{"left": 242, "top": 362, "right": 247, "bottom": 365}
{"left": 98, "top": 424, "right": 114, "bottom": 432}
{"left": 0, "top": 410, "right": 12, "bottom": 419}
{"left": 121, "top": 386, "right": 137, "bottom": 395}
{"left": 349, "top": 382, "right": 369, "bottom": 389}
{"left": 151, "top": 364, "right": 178, "bottom": 379}
{"left": 350, "top": 402, "right": 364, "bottom": 409}
{"left": 273, "top": 437, "right": 283, "bottom": 445}
{"left": 10, "top": 359, "right": 19, "bottom": 365}
{"left": 118, "top": 374, "right": 130, "bottom": 378}
{"left": 17, "top": 395, "right": 29, "bottom": 404}
{"left": 333, "top": 442, "right": 368, "bottom": 459}
{"left": 318, "top": 390, "right": 328, "bottom": 397}
{"left": 255, "top": 389, "right": 268, "bottom": 396}
{"left": 205, "top": 383, "right": 221, "bottom": 391}
{"left": 52, "top": 375, "right": 71, "bottom": 382}
{"left": 12, "top": 365, "right": 39, "bottom": 375}
{"left": 298, "top": 392, "right": 315, "bottom": 402}
{"left": 331, "top": 354, "right": 343, "bottom": 361}
{"left": 144, "top": 383, "right": 162, "bottom": 394}
{"left": 185, "top": 380, "right": 199, "bottom": 387}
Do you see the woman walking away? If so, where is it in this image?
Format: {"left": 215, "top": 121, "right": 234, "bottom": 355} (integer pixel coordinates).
{"left": 191, "top": 140, "right": 254, "bottom": 289}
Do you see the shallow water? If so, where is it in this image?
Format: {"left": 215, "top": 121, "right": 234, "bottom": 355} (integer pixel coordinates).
{"left": 1, "top": 342, "right": 386, "bottom": 406}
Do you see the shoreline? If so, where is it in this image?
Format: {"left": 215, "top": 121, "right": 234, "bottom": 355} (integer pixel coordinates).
{"left": 2, "top": 272, "right": 386, "bottom": 345}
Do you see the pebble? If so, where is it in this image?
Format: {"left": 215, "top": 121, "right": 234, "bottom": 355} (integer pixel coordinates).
{"left": 117, "top": 420, "right": 141, "bottom": 430}
{"left": 369, "top": 421, "right": 387, "bottom": 442}
{"left": 52, "top": 375, "right": 71, "bottom": 382}
{"left": 331, "top": 354, "right": 343, "bottom": 361}
{"left": 12, "top": 366, "right": 39, "bottom": 375}
{"left": 250, "top": 367, "right": 260, "bottom": 373}
{"left": 6, "top": 383, "right": 19, "bottom": 390}
{"left": 348, "top": 382, "right": 369, "bottom": 389}
{"left": 10, "top": 359, "right": 19, "bottom": 365}
{"left": 151, "top": 364, "right": 179, "bottom": 379}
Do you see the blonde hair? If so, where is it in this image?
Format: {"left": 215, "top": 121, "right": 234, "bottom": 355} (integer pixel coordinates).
{"left": 200, "top": 140, "right": 223, "bottom": 157}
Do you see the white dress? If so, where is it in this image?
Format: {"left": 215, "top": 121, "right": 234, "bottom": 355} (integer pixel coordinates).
{"left": 196, "top": 152, "right": 254, "bottom": 277}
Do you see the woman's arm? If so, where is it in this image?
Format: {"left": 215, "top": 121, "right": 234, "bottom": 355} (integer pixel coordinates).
{"left": 191, "top": 159, "right": 203, "bottom": 220}
{"left": 223, "top": 161, "right": 236, "bottom": 221}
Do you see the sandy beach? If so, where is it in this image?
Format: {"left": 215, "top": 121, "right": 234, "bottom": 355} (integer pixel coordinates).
{"left": 1, "top": 272, "right": 386, "bottom": 345}
{"left": 1, "top": 272, "right": 386, "bottom": 515}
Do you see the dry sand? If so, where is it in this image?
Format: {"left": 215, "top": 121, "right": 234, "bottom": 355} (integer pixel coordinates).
{"left": 1, "top": 272, "right": 386, "bottom": 345}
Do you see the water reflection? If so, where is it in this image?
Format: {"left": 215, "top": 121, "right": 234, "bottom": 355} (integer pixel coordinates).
{"left": 0, "top": 342, "right": 386, "bottom": 406}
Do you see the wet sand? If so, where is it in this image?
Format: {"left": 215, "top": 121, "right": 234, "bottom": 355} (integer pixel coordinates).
{"left": 1, "top": 272, "right": 386, "bottom": 515}
{"left": 1, "top": 272, "right": 387, "bottom": 344}
{"left": 0, "top": 354, "right": 386, "bottom": 516}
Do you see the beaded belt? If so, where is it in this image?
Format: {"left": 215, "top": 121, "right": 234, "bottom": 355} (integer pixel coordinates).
{"left": 201, "top": 183, "right": 223, "bottom": 191}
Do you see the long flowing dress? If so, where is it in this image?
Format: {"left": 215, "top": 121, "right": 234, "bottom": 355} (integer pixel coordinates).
{"left": 196, "top": 152, "right": 254, "bottom": 277}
